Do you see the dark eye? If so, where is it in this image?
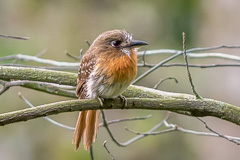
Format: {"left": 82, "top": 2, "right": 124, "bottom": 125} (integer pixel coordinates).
{"left": 111, "top": 40, "right": 121, "bottom": 47}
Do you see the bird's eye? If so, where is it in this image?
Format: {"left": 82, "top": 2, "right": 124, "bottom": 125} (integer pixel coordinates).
{"left": 111, "top": 40, "right": 121, "bottom": 47}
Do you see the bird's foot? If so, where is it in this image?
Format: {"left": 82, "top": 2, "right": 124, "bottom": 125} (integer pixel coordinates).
{"left": 118, "top": 95, "right": 127, "bottom": 109}
{"left": 97, "top": 97, "right": 104, "bottom": 108}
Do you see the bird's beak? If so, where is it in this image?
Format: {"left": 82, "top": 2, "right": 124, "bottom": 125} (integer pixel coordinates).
{"left": 127, "top": 40, "right": 148, "bottom": 48}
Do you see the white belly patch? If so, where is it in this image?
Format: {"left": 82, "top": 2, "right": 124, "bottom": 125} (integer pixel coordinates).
{"left": 86, "top": 74, "right": 132, "bottom": 99}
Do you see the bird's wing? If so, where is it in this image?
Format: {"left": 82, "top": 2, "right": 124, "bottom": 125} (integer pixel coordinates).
{"left": 76, "top": 51, "right": 96, "bottom": 99}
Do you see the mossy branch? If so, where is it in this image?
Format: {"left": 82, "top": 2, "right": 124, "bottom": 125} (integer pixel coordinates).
{"left": 0, "top": 97, "right": 240, "bottom": 126}
{"left": 0, "top": 66, "right": 77, "bottom": 85}
{"left": 0, "top": 66, "right": 240, "bottom": 126}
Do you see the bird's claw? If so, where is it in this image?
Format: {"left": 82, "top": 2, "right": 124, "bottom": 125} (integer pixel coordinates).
{"left": 118, "top": 95, "right": 127, "bottom": 109}
{"left": 97, "top": 97, "right": 104, "bottom": 108}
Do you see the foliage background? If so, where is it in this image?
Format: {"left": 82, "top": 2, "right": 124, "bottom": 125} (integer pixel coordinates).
{"left": 0, "top": 0, "right": 240, "bottom": 159}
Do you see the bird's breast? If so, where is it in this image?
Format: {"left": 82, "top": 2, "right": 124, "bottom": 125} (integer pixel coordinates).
{"left": 86, "top": 50, "right": 137, "bottom": 98}
{"left": 97, "top": 51, "right": 137, "bottom": 84}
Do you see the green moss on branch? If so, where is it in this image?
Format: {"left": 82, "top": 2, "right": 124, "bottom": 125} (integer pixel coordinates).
{"left": 0, "top": 66, "right": 240, "bottom": 126}
{"left": 0, "top": 98, "right": 239, "bottom": 126}
{"left": 0, "top": 66, "right": 77, "bottom": 85}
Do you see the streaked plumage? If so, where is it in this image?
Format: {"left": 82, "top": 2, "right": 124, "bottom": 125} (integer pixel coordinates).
{"left": 73, "top": 29, "right": 147, "bottom": 150}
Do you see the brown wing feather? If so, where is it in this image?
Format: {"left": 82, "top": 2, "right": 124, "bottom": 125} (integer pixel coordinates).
{"left": 73, "top": 50, "right": 98, "bottom": 150}
{"left": 76, "top": 51, "right": 96, "bottom": 98}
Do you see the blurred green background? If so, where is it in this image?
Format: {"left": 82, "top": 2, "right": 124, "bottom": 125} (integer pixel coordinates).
{"left": 0, "top": 0, "right": 240, "bottom": 160}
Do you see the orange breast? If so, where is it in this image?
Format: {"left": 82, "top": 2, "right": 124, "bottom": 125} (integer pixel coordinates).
{"left": 96, "top": 50, "right": 137, "bottom": 84}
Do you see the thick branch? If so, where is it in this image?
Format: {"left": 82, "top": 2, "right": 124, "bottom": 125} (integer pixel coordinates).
{"left": 0, "top": 96, "right": 239, "bottom": 126}
{"left": 0, "top": 66, "right": 77, "bottom": 86}
{"left": 0, "top": 66, "right": 240, "bottom": 126}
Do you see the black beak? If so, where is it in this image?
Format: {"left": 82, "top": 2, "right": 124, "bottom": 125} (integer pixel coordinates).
{"left": 128, "top": 40, "right": 148, "bottom": 48}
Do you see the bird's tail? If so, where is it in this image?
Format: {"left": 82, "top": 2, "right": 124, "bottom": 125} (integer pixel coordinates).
{"left": 73, "top": 110, "right": 100, "bottom": 150}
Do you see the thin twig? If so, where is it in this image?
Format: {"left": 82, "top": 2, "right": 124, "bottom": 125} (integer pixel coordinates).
{"left": 0, "top": 34, "right": 29, "bottom": 40}
{"left": 127, "top": 121, "right": 240, "bottom": 143}
{"left": 187, "top": 45, "right": 240, "bottom": 52}
{"left": 0, "top": 80, "right": 10, "bottom": 95}
{"left": 103, "top": 141, "right": 115, "bottom": 160}
{"left": 132, "top": 51, "right": 183, "bottom": 84}
{"left": 187, "top": 52, "right": 240, "bottom": 61}
{"left": 157, "top": 63, "right": 240, "bottom": 68}
{"left": 18, "top": 92, "right": 76, "bottom": 130}
{"left": 79, "top": 49, "right": 84, "bottom": 60}
{"left": 99, "top": 114, "right": 151, "bottom": 127}
{"left": 126, "top": 127, "right": 175, "bottom": 135}
{"left": 35, "top": 49, "right": 48, "bottom": 57}
{"left": 65, "top": 50, "right": 82, "bottom": 61}
{"left": 137, "top": 45, "right": 240, "bottom": 56}
{"left": 182, "top": 32, "right": 202, "bottom": 99}
{"left": 122, "top": 113, "right": 170, "bottom": 146}
{"left": 138, "top": 62, "right": 240, "bottom": 68}
{"left": 101, "top": 109, "right": 125, "bottom": 146}
{"left": 90, "top": 146, "right": 94, "bottom": 160}
{"left": 126, "top": 113, "right": 240, "bottom": 143}
{"left": 0, "top": 64, "right": 79, "bottom": 71}
{"left": 197, "top": 118, "right": 240, "bottom": 145}
{"left": 0, "top": 80, "right": 76, "bottom": 97}
{"left": 86, "top": 40, "right": 91, "bottom": 47}
{"left": 142, "top": 50, "right": 147, "bottom": 66}
{"left": 0, "top": 54, "right": 79, "bottom": 67}
{"left": 153, "top": 77, "right": 178, "bottom": 89}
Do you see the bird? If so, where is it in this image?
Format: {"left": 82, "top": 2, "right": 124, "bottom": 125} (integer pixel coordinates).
{"left": 73, "top": 29, "right": 148, "bottom": 150}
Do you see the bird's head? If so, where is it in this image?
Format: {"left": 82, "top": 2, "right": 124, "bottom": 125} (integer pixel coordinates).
{"left": 90, "top": 29, "right": 148, "bottom": 57}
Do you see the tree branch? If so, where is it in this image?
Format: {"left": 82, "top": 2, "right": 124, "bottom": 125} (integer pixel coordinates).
{"left": 0, "top": 34, "right": 29, "bottom": 40}
{"left": 0, "top": 66, "right": 240, "bottom": 126}
{"left": 0, "top": 66, "right": 77, "bottom": 86}
{"left": 2, "top": 45, "right": 240, "bottom": 68}
{"left": 0, "top": 95, "right": 239, "bottom": 126}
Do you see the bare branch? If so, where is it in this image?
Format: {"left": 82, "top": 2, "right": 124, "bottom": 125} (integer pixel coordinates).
{"left": 153, "top": 77, "right": 178, "bottom": 89}
{"left": 0, "top": 79, "right": 75, "bottom": 97}
{"left": 99, "top": 115, "right": 152, "bottom": 127}
{"left": 86, "top": 40, "right": 91, "bottom": 47}
{"left": 122, "top": 114, "right": 170, "bottom": 146}
{"left": 0, "top": 80, "right": 10, "bottom": 95}
{"left": 141, "top": 50, "right": 147, "bottom": 66}
{"left": 90, "top": 146, "right": 94, "bottom": 160}
{"left": 101, "top": 112, "right": 170, "bottom": 147}
{"left": 137, "top": 45, "right": 240, "bottom": 56}
{"left": 0, "top": 54, "right": 79, "bottom": 67}
{"left": 127, "top": 120, "right": 240, "bottom": 144}
{"left": 197, "top": 118, "right": 240, "bottom": 145}
{"left": 18, "top": 92, "right": 76, "bottom": 130}
{"left": 132, "top": 51, "right": 182, "bottom": 84}
{"left": 65, "top": 50, "right": 82, "bottom": 61}
{"left": 0, "top": 34, "right": 29, "bottom": 40}
{"left": 182, "top": 32, "right": 202, "bottom": 99}
{"left": 3, "top": 63, "right": 240, "bottom": 71}
{"left": 126, "top": 126, "right": 175, "bottom": 135}
{"left": 1, "top": 45, "right": 240, "bottom": 68}
{"left": 101, "top": 110, "right": 125, "bottom": 146}
{"left": 35, "top": 49, "right": 48, "bottom": 58}
{"left": 158, "top": 63, "right": 240, "bottom": 68}
{"left": 103, "top": 141, "right": 115, "bottom": 160}
{"left": 0, "top": 64, "right": 79, "bottom": 71}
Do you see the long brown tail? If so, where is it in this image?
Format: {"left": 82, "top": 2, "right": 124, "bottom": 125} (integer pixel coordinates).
{"left": 73, "top": 110, "right": 99, "bottom": 150}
